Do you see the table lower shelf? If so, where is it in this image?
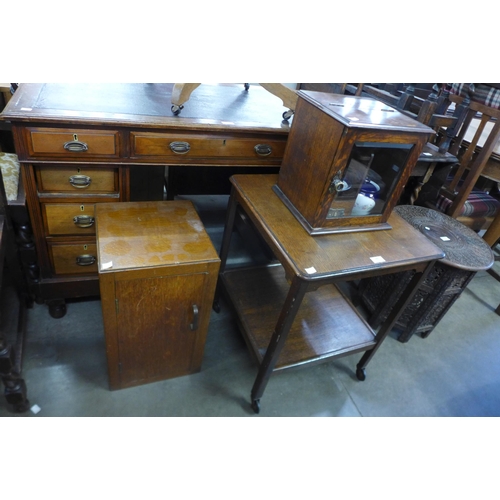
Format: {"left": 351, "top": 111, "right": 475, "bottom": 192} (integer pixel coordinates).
{"left": 220, "top": 264, "right": 377, "bottom": 371}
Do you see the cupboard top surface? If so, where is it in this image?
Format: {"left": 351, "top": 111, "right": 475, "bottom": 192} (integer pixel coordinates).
{"left": 1, "top": 83, "right": 291, "bottom": 134}
{"left": 95, "top": 201, "right": 219, "bottom": 272}
{"left": 231, "top": 174, "right": 444, "bottom": 279}
{"left": 298, "top": 91, "right": 434, "bottom": 134}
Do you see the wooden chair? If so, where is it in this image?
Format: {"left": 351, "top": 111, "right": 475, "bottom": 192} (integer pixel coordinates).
{"left": 424, "top": 100, "right": 500, "bottom": 231}
{"left": 354, "top": 84, "right": 470, "bottom": 205}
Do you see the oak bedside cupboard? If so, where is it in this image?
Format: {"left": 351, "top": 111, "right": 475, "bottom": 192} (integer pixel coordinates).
{"left": 95, "top": 200, "right": 220, "bottom": 390}
{"left": 274, "top": 91, "right": 434, "bottom": 234}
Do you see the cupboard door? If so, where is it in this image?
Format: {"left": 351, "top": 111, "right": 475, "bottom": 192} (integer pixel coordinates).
{"left": 114, "top": 271, "right": 208, "bottom": 388}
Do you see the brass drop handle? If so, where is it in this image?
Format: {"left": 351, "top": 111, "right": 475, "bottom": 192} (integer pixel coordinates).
{"left": 170, "top": 141, "right": 191, "bottom": 154}
{"left": 69, "top": 175, "right": 92, "bottom": 188}
{"left": 190, "top": 304, "right": 199, "bottom": 331}
{"left": 76, "top": 254, "right": 96, "bottom": 266}
{"left": 254, "top": 144, "right": 272, "bottom": 156}
{"left": 73, "top": 215, "right": 95, "bottom": 228}
{"left": 63, "top": 140, "right": 89, "bottom": 152}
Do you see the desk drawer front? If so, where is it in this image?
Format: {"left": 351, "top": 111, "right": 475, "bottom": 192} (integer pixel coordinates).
{"left": 43, "top": 202, "right": 116, "bottom": 236}
{"left": 36, "top": 166, "right": 119, "bottom": 193}
{"left": 26, "top": 128, "right": 120, "bottom": 158}
{"left": 49, "top": 242, "right": 98, "bottom": 275}
{"left": 131, "top": 132, "right": 286, "bottom": 160}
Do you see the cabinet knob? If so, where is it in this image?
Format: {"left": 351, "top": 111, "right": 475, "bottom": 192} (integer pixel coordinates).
{"left": 76, "top": 254, "right": 96, "bottom": 266}
{"left": 63, "top": 140, "right": 89, "bottom": 152}
{"left": 190, "top": 304, "right": 199, "bottom": 331}
{"left": 329, "top": 176, "right": 349, "bottom": 194}
{"left": 69, "top": 175, "right": 92, "bottom": 188}
{"left": 73, "top": 215, "right": 95, "bottom": 228}
{"left": 169, "top": 141, "right": 191, "bottom": 154}
{"left": 254, "top": 144, "right": 272, "bottom": 156}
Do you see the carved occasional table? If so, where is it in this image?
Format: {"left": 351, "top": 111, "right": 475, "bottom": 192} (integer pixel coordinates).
{"left": 215, "top": 174, "right": 444, "bottom": 413}
{"left": 359, "top": 205, "right": 494, "bottom": 342}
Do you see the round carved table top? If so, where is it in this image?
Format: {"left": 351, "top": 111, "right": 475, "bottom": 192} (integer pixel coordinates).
{"left": 395, "top": 205, "right": 494, "bottom": 271}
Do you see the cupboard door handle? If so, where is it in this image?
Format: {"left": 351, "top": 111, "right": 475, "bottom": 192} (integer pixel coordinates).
{"left": 254, "top": 144, "right": 272, "bottom": 156}
{"left": 170, "top": 141, "right": 191, "bottom": 154}
{"left": 63, "top": 140, "right": 89, "bottom": 152}
{"left": 76, "top": 254, "right": 96, "bottom": 266}
{"left": 69, "top": 175, "right": 92, "bottom": 188}
{"left": 190, "top": 304, "right": 199, "bottom": 331}
{"left": 73, "top": 215, "right": 95, "bottom": 228}
{"left": 329, "top": 176, "right": 349, "bottom": 194}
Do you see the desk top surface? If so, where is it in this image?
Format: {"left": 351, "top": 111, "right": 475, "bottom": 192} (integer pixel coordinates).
{"left": 231, "top": 174, "right": 444, "bottom": 280}
{"left": 0, "top": 83, "right": 292, "bottom": 134}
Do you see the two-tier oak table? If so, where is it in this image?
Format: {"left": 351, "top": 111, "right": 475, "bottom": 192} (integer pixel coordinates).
{"left": 0, "top": 83, "right": 289, "bottom": 317}
{"left": 216, "top": 174, "right": 445, "bottom": 413}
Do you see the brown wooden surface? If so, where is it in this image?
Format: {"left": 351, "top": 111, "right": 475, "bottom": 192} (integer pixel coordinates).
{"left": 130, "top": 131, "right": 287, "bottom": 162}
{"left": 26, "top": 127, "right": 119, "bottom": 158}
{"left": 43, "top": 203, "right": 97, "bottom": 236}
{"left": 232, "top": 174, "right": 445, "bottom": 281}
{"left": 2, "top": 83, "right": 287, "bottom": 311}
{"left": 49, "top": 241, "right": 98, "bottom": 275}
{"left": 222, "top": 265, "right": 376, "bottom": 370}
{"left": 277, "top": 97, "right": 344, "bottom": 223}
{"left": 95, "top": 200, "right": 219, "bottom": 272}
{"left": 96, "top": 200, "right": 220, "bottom": 390}
{"left": 483, "top": 211, "right": 500, "bottom": 246}
{"left": 276, "top": 91, "right": 433, "bottom": 234}
{"left": 36, "top": 166, "right": 118, "bottom": 193}
{"left": 217, "top": 174, "right": 444, "bottom": 403}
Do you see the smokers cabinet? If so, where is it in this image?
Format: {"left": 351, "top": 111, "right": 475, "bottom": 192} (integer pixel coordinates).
{"left": 96, "top": 201, "right": 220, "bottom": 390}
{"left": 273, "top": 91, "right": 434, "bottom": 234}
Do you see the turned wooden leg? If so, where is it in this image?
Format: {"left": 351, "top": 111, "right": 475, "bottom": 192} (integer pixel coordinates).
{"left": 482, "top": 211, "right": 500, "bottom": 247}
{"left": 0, "top": 336, "right": 29, "bottom": 413}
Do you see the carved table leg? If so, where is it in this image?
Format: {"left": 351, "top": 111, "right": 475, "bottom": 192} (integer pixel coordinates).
{"left": 0, "top": 310, "right": 30, "bottom": 413}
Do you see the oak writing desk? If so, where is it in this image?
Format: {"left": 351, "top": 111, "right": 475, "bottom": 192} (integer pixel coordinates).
{"left": 216, "top": 174, "right": 444, "bottom": 413}
{"left": 0, "top": 83, "right": 289, "bottom": 317}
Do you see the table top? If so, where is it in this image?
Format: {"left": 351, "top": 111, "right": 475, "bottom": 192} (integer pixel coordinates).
{"left": 0, "top": 83, "right": 292, "bottom": 135}
{"left": 231, "top": 174, "right": 445, "bottom": 280}
{"left": 95, "top": 201, "right": 220, "bottom": 273}
{"left": 394, "top": 205, "right": 494, "bottom": 271}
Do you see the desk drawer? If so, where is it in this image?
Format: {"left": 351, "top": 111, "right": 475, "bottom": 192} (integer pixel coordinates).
{"left": 130, "top": 132, "right": 286, "bottom": 161}
{"left": 26, "top": 127, "right": 120, "bottom": 158}
{"left": 43, "top": 202, "right": 121, "bottom": 236}
{"left": 36, "top": 166, "right": 119, "bottom": 193}
{"left": 49, "top": 241, "right": 98, "bottom": 275}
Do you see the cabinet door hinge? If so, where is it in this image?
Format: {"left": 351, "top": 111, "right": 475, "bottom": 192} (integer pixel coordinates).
{"left": 118, "top": 362, "right": 122, "bottom": 373}
{"left": 115, "top": 298, "right": 119, "bottom": 314}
